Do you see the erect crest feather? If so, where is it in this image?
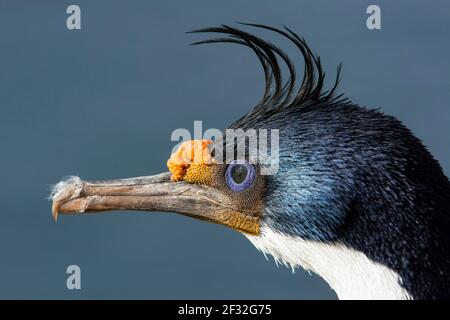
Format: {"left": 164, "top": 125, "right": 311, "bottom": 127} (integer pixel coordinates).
{"left": 189, "top": 23, "right": 343, "bottom": 128}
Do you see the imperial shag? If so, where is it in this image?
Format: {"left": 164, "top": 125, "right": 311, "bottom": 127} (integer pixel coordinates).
{"left": 51, "top": 24, "right": 450, "bottom": 300}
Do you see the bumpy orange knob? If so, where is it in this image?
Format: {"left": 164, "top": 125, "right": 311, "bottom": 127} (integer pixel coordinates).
{"left": 167, "top": 140, "right": 215, "bottom": 182}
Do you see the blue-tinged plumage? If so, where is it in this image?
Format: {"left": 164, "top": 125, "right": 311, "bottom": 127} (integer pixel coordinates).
{"left": 257, "top": 100, "right": 450, "bottom": 299}
{"left": 193, "top": 24, "right": 450, "bottom": 299}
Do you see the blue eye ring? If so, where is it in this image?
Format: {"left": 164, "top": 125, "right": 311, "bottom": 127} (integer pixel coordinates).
{"left": 225, "top": 161, "right": 256, "bottom": 192}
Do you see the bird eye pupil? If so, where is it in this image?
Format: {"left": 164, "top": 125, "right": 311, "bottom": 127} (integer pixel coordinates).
{"left": 231, "top": 165, "right": 248, "bottom": 184}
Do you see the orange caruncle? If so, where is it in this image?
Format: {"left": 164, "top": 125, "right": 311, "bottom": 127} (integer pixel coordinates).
{"left": 167, "top": 140, "right": 215, "bottom": 183}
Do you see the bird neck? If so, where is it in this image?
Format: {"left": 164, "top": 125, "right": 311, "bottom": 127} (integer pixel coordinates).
{"left": 246, "top": 226, "right": 412, "bottom": 300}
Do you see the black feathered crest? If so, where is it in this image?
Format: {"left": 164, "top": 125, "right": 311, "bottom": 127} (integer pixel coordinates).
{"left": 189, "top": 23, "right": 342, "bottom": 128}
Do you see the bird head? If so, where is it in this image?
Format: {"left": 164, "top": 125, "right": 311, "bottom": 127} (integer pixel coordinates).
{"left": 51, "top": 24, "right": 343, "bottom": 238}
{"left": 51, "top": 24, "right": 450, "bottom": 299}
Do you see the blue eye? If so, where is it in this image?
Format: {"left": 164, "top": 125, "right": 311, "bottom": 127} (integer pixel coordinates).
{"left": 225, "top": 161, "right": 256, "bottom": 192}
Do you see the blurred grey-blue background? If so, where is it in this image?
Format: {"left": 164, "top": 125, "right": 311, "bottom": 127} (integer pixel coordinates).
{"left": 0, "top": 0, "right": 449, "bottom": 299}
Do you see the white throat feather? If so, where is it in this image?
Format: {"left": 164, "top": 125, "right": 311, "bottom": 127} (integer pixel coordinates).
{"left": 246, "top": 225, "right": 412, "bottom": 300}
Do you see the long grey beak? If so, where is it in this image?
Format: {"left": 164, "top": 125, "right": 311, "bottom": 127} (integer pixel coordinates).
{"left": 50, "top": 172, "right": 259, "bottom": 234}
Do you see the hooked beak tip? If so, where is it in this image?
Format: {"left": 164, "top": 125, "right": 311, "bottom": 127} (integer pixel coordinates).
{"left": 50, "top": 176, "right": 84, "bottom": 222}
{"left": 52, "top": 203, "right": 59, "bottom": 222}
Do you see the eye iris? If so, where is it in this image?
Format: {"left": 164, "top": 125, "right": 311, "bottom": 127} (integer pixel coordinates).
{"left": 231, "top": 165, "right": 248, "bottom": 184}
{"left": 225, "top": 162, "right": 256, "bottom": 192}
